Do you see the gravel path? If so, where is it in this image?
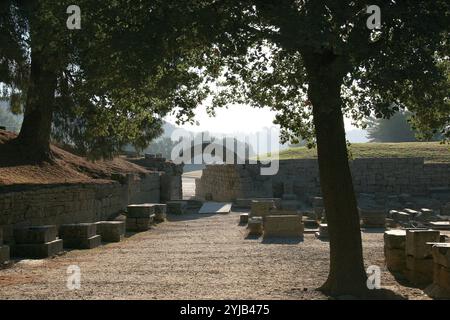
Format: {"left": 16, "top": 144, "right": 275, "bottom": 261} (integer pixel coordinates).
{"left": 0, "top": 212, "right": 431, "bottom": 300}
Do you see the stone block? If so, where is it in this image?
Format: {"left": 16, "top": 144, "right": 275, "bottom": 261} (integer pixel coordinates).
{"left": 250, "top": 200, "right": 275, "bottom": 217}
{"left": 393, "top": 211, "right": 410, "bottom": 223}
{"left": 0, "top": 245, "right": 10, "bottom": 263}
{"left": 63, "top": 235, "right": 102, "bottom": 249}
{"left": 126, "top": 215, "right": 154, "bottom": 232}
{"left": 384, "top": 229, "right": 406, "bottom": 250}
{"left": 95, "top": 221, "right": 125, "bottom": 242}
{"left": 384, "top": 247, "right": 406, "bottom": 272}
{"left": 406, "top": 255, "right": 434, "bottom": 285}
{"left": 315, "top": 223, "right": 329, "bottom": 239}
{"left": 127, "top": 204, "right": 156, "bottom": 218}
{"left": 280, "top": 199, "right": 298, "bottom": 211}
{"left": 239, "top": 213, "right": 249, "bottom": 224}
{"left": 432, "top": 243, "right": 450, "bottom": 268}
{"left": 406, "top": 229, "right": 440, "bottom": 259}
{"left": 250, "top": 200, "right": 275, "bottom": 218}
{"left": 166, "top": 201, "right": 188, "bottom": 215}
{"left": 263, "top": 215, "right": 304, "bottom": 238}
{"left": 433, "top": 263, "right": 450, "bottom": 291}
{"left": 12, "top": 239, "right": 63, "bottom": 259}
{"left": 312, "top": 196, "right": 323, "bottom": 207}
{"left": 153, "top": 204, "right": 167, "bottom": 222}
{"left": 14, "top": 225, "right": 58, "bottom": 244}
{"left": 59, "top": 223, "right": 97, "bottom": 240}
{"left": 359, "top": 208, "right": 386, "bottom": 228}
{"left": 235, "top": 198, "right": 281, "bottom": 209}
{"left": 248, "top": 217, "right": 263, "bottom": 236}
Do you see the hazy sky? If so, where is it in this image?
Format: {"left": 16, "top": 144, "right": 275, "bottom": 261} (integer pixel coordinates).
{"left": 165, "top": 103, "right": 360, "bottom": 134}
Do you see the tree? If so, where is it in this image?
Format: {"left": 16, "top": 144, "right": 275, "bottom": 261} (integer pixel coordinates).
{"left": 0, "top": 1, "right": 218, "bottom": 160}
{"left": 203, "top": 1, "right": 449, "bottom": 296}
{"left": 367, "top": 111, "right": 417, "bottom": 142}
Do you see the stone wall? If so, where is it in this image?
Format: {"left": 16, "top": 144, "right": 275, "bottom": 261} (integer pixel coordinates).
{"left": 128, "top": 156, "right": 183, "bottom": 201}
{"left": 196, "top": 158, "right": 450, "bottom": 202}
{"left": 0, "top": 172, "right": 160, "bottom": 243}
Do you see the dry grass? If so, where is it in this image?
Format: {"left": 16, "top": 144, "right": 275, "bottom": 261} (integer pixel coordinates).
{"left": 0, "top": 130, "right": 148, "bottom": 186}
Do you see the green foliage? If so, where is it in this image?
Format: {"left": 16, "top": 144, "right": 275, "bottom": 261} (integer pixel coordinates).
{"left": 367, "top": 111, "right": 417, "bottom": 142}
{"left": 205, "top": 1, "right": 450, "bottom": 144}
{"left": 1, "top": 1, "right": 221, "bottom": 158}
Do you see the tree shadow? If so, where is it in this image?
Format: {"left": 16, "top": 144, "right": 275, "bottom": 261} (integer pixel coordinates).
{"left": 328, "top": 288, "right": 408, "bottom": 300}
{"left": 261, "top": 237, "right": 304, "bottom": 244}
{"left": 361, "top": 227, "right": 386, "bottom": 234}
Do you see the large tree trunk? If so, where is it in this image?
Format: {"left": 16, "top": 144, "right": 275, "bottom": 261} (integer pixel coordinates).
{"left": 16, "top": 32, "right": 57, "bottom": 162}
{"left": 304, "top": 52, "right": 368, "bottom": 296}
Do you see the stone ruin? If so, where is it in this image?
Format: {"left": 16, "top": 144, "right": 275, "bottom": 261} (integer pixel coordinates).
{"left": 384, "top": 228, "right": 450, "bottom": 298}
{"left": 243, "top": 199, "right": 305, "bottom": 239}
{"left": 0, "top": 227, "right": 10, "bottom": 264}
{"left": 12, "top": 225, "right": 63, "bottom": 258}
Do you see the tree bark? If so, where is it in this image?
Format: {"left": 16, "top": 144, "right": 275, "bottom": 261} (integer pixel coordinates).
{"left": 304, "top": 52, "right": 368, "bottom": 296}
{"left": 16, "top": 36, "right": 58, "bottom": 162}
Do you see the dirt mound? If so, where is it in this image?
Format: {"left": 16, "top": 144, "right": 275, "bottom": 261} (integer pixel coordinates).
{"left": 0, "top": 130, "right": 149, "bottom": 186}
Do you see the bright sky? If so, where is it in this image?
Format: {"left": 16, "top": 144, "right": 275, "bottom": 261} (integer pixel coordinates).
{"left": 165, "top": 104, "right": 359, "bottom": 135}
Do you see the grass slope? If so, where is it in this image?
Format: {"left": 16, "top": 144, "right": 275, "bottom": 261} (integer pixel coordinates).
{"left": 274, "top": 142, "right": 450, "bottom": 163}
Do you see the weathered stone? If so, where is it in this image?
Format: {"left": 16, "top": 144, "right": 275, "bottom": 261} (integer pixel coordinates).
{"left": 14, "top": 225, "right": 58, "bottom": 244}
{"left": 95, "top": 221, "right": 125, "bottom": 243}
{"left": 393, "top": 211, "right": 410, "bottom": 223}
{"left": 248, "top": 217, "right": 263, "bottom": 236}
{"left": 406, "top": 229, "right": 440, "bottom": 259}
{"left": 12, "top": 239, "right": 63, "bottom": 259}
{"left": 280, "top": 199, "right": 298, "bottom": 211}
{"left": 235, "top": 198, "right": 281, "bottom": 209}
{"left": 384, "top": 247, "right": 406, "bottom": 272}
{"left": 432, "top": 243, "right": 450, "bottom": 268}
{"left": 59, "top": 223, "right": 97, "bottom": 240}
{"left": 239, "top": 213, "right": 249, "bottom": 224}
{"left": 313, "top": 207, "right": 325, "bottom": 219}
{"left": 269, "top": 208, "right": 300, "bottom": 217}
{"left": 312, "top": 196, "right": 323, "bottom": 207}
{"left": 263, "top": 215, "right": 304, "bottom": 238}
{"left": 250, "top": 200, "right": 275, "bottom": 218}
{"left": 406, "top": 255, "right": 434, "bottom": 285}
{"left": 127, "top": 204, "right": 156, "bottom": 218}
{"left": 153, "top": 204, "right": 167, "bottom": 222}
{"left": 166, "top": 200, "right": 188, "bottom": 215}
{"left": 126, "top": 215, "right": 154, "bottom": 232}
{"left": 0, "top": 245, "right": 10, "bottom": 263}
{"left": 384, "top": 229, "right": 406, "bottom": 250}
{"left": 433, "top": 263, "right": 450, "bottom": 291}
{"left": 359, "top": 208, "right": 386, "bottom": 228}
{"left": 315, "top": 223, "right": 329, "bottom": 239}
{"left": 63, "top": 235, "right": 102, "bottom": 249}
